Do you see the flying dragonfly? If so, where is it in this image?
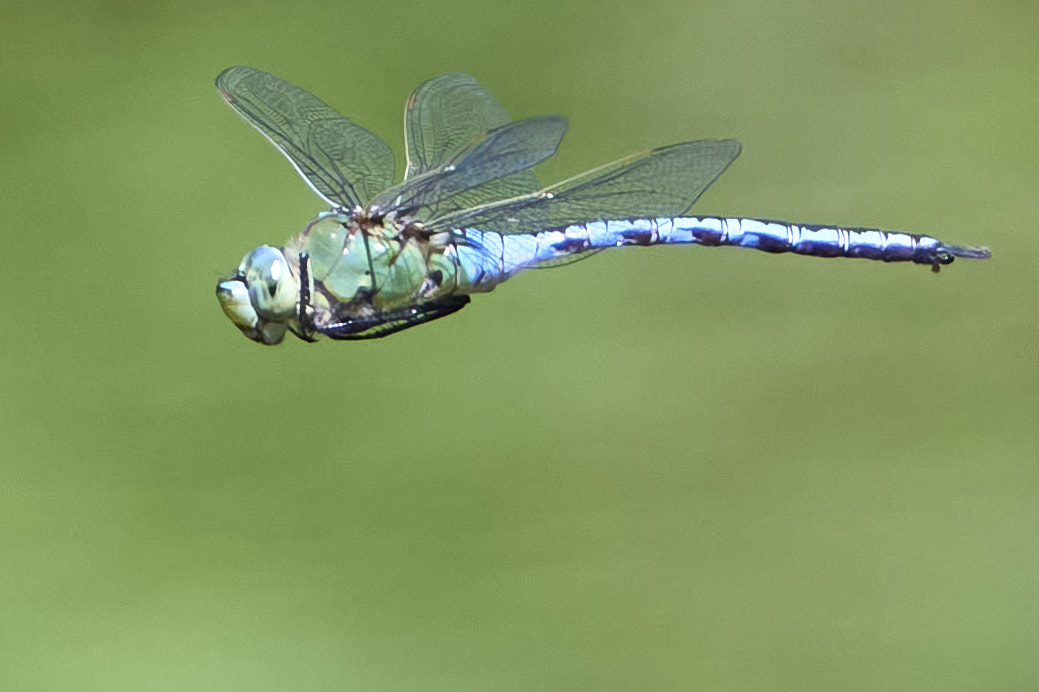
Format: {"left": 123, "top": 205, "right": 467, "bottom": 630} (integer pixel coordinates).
{"left": 215, "top": 66, "right": 990, "bottom": 344}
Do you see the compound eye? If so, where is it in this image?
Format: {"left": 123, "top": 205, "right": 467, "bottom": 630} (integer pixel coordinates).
{"left": 241, "top": 246, "right": 297, "bottom": 318}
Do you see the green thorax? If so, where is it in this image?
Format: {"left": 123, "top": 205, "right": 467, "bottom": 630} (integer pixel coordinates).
{"left": 290, "top": 213, "right": 459, "bottom": 311}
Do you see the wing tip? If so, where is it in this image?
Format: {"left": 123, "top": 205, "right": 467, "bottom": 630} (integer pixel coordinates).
{"left": 215, "top": 65, "right": 244, "bottom": 88}
{"left": 215, "top": 65, "right": 264, "bottom": 91}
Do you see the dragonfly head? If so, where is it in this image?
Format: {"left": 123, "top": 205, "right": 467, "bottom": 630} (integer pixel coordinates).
{"left": 216, "top": 245, "right": 299, "bottom": 345}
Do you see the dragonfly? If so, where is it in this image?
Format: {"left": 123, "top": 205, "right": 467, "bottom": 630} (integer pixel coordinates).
{"left": 215, "top": 66, "right": 990, "bottom": 344}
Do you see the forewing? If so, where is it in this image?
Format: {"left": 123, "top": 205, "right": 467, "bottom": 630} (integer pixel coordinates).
{"left": 371, "top": 115, "right": 567, "bottom": 218}
{"left": 216, "top": 66, "right": 395, "bottom": 209}
{"left": 405, "top": 72, "right": 511, "bottom": 176}
{"left": 402, "top": 73, "right": 543, "bottom": 213}
{"left": 426, "top": 139, "right": 742, "bottom": 234}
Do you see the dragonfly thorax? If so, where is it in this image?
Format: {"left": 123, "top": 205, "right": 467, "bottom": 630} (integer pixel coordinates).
{"left": 294, "top": 212, "right": 455, "bottom": 307}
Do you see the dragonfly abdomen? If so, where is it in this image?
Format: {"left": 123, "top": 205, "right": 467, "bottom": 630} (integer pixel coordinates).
{"left": 518, "top": 217, "right": 988, "bottom": 271}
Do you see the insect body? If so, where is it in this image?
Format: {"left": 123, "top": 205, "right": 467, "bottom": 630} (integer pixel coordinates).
{"left": 215, "top": 67, "right": 989, "bottom": 344}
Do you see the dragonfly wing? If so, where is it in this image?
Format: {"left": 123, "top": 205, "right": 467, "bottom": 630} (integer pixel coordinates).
{"left": 528, "top": 249, "right": 604, "bottom": 268}
{"left": 426, "top": 139, "right": 742, "bottom": 234}
{"left": 372, "top": 115, "right": 567, "bottom": 218}
{"left": 216, "top": 66, "right": 395, "bottom": 209}
{"left": 405, "top": 72, "right": 513, "bottom": 176}
{"left": 402, "top": 72, "right": 544, "bottom": 214}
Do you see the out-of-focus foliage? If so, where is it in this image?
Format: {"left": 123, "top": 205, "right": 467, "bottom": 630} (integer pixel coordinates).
{"left": 1, "top": 0, "right": 1036, "bottom": 689}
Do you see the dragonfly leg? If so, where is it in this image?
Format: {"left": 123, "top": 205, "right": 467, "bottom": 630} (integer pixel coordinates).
{"left": 317, "top": 295, "right": 470, "bottom": 340}
{"left": 290, "top": 252, "right": 319, "bottom": 342}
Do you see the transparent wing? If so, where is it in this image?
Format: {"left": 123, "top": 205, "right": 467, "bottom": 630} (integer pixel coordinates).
{"left": 401, "top": 72, "right": 544, "bottom": 216}
{"left": 405, "top": 72, "right": 513, "bottom": 177}
{"left": 216, "top": 66, "right": 395, "bottom": 209}
{"left": 425, "top": 139, "right": 742, "bottom": 234}
{"left": 371, "top": 115, "right": 567, "bottom": 219}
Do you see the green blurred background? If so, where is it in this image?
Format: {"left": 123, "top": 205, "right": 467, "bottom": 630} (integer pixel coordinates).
{"left": 2, "top": 0, "right": 1037, "bottom": 689}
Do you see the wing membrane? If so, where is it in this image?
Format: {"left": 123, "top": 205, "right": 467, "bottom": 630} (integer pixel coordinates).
{"left": 372, "top": 115, "right": 567, "bottom": 218}
{"left": 405, "top": 72, "right": 513, "bottom": 176}
{"left": 401, "top": 72, "right": 545, "bottom": 215}
{"left": 216, "top": 66, "right": 395, "bottom": 209}
{"left": 425, "top": 139, "right": 742, "bottom": 234}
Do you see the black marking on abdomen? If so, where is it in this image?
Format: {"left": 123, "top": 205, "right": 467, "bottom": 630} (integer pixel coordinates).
{"left": 753, "top": 234, "right": 793, "bottom": 253}
{"left": 552, "top": 236, "right": 591, "bottom": 253}
{"left": 690, "top": 227, "right": 725, "bottom": 246}
{"left": 620, "top": 229, "right": 654, "bottom": 246}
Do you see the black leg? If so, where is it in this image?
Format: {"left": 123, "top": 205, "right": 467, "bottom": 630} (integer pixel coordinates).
{"left": 291, "top": 252, "right": 318, "bottom": 343}
{"left": 317, "top": 295, "right": 470, "bottom": 340}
